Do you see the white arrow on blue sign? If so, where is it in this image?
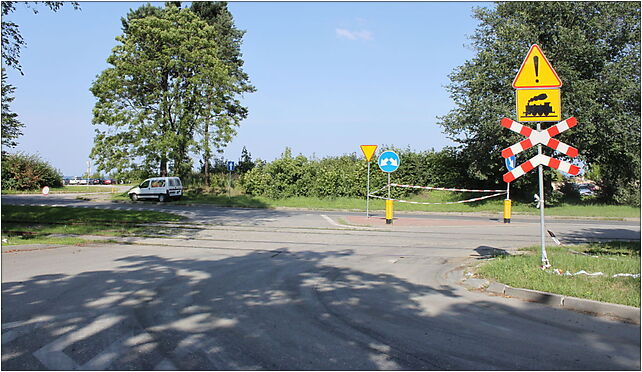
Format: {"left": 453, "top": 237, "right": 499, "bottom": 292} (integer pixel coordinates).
{"left": 227, "top": 161, "right": 236, "bottom": 171}
{"left": 378, "top": 151, "right": 400, "bottom": 173}
{"left": 505, "top": 155, "right": 517, "bottom": 171}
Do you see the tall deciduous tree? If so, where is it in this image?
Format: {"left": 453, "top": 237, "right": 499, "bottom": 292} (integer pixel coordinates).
{"left": 190, "top": 1, "right": 255, "bottom": 185}
{"left": 439, "top": 2, "right": 640, "bottom": 204}
{"left": 90, "top": 6, "right": 229, "bottom": 179}
{"left": 1, "top": 68, "right": 24, "bottom": 152}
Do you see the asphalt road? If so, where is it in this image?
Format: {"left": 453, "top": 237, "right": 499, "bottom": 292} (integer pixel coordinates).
{"left": 2, "top": 194, "right": 640, "bottom": 370}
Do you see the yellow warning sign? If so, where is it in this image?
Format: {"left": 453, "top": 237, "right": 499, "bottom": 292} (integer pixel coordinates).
{"left": 516, "top": 89, "right": 561, "bottom": 122}
{"left": 360, "top": 145, "right": 378, "bottom": 161}
{"left": 513, "top": 44, "right": 562, "bottom": 89}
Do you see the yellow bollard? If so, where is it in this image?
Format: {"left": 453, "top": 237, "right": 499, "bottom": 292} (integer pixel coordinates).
{"left": 386, "top": 199, "right": 394, "bottom": 224}
{"left": 503, "top": 199, "right": 512, "bottom": 223}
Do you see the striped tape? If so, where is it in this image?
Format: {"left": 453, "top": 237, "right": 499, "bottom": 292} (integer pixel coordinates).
{"left": 389, "top": 184, "right": 506, "bottom": 193}
{"left": 368, "top": 192, "right": 506, "bottom": 205}
{"left": 368, "top": 183, "right": 506, "bottom": 205}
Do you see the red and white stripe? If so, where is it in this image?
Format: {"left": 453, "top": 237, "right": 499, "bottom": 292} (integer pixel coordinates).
{"left": 368, "top": 192, "right": 506, "bottom": 205}
{"left": 390, "top": 184, "right": 505, "bottom": 193}
{"left": 503, "top": 154, "right": 580, "bottom": 183}
{"left": 501, "top": 117, "right": 579, "bottom": 158}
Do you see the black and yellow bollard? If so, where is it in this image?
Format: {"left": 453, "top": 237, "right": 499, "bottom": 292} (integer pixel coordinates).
{"left": 385, "top": 199, "right": 394, "bottom": 224}
{"left": 503, "top": 199, "right": 512, "bottom": 223}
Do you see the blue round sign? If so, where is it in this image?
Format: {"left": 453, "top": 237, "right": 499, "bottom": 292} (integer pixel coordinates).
{"left": 378, "top": 151, "right": 400, "bottom": 173}
{"left": 505, "top": 156, "right": 517, "bottom": 171}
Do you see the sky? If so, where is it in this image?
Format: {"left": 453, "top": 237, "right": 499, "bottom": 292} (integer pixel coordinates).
{"left": 3, "top": 1, "right": 489, "bottom": 176}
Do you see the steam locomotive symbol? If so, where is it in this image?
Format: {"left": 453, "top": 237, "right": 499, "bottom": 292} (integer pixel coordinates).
{"left": 523, "top": 93, "right": 555, "bottom": 117}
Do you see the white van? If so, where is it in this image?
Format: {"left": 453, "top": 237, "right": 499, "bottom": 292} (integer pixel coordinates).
{"left": 128, "top": 177, "right": 183, "bottom": 202}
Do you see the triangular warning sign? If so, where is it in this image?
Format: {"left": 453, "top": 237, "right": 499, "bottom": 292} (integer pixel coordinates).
{"left": 360, "top": 145, "right": 378, "bottom": 161}
{"left": 513, "top": 44, "right": 562, "bottom": 89}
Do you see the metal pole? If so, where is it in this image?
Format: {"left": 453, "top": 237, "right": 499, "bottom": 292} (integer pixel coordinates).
{"left": 387, "top": 173, "right": 391, "bottom": 199}
{"left": 537, "top": 123, "right": 550, "bottom": 268}
{"left": 228, "top": 170, "right": 231, "bottom": 197}
{"left": 366, "top": 162, "right": 371, "bottom": 218}
{"left": 506, "top": 182, "right": 510, "bottom": 200}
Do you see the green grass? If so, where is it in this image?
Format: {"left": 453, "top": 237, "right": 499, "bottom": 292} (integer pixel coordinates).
{"left": 1, "top": 235, "right": 94, "bottom": 247}
{"left": 144, "top": 189, "right": 640, "bottom": 219}
{"left": 1, "top": 205, "right": 185, "bottom": 245}
{"left": 476, "top": 241, "right": 641, "bottom": 307}
{"left": 2, "top": 185, "right": 122, "bottom": 194}
{"left": 2, "top": 205, "right": 183, "bottom": 223}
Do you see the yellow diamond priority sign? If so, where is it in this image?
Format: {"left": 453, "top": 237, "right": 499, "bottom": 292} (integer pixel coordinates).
{"left": 360, "top": 145, "right": 378, "bottom": 162}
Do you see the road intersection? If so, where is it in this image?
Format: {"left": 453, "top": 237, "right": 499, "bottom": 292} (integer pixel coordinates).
{"left": 2, "top": 194, "right": 640, "bottom": 369}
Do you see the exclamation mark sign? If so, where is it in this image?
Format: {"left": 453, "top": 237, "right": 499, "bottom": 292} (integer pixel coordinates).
{"left": 533, "top": 56, "right": 539, "bottom": 83}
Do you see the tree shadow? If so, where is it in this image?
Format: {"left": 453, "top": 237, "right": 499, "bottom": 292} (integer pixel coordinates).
{"left": 2, "top": 247, "right": 640, "bottom": 370}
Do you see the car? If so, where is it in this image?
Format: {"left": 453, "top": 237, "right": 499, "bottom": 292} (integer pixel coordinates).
{"left": 128, "top": 177, "right": 183, "bottom": 202}
{"left": 102, "top": 179, "right": 112, "bottom": 185}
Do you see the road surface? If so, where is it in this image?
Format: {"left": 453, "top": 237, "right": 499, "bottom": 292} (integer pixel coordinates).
{"left": 2, "top": 194, "right": 640, "bottom": 370}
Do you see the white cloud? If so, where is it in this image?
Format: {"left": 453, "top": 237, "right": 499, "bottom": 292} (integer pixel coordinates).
{"left": 335, "top": 28, "right": 373, "bottom": 41}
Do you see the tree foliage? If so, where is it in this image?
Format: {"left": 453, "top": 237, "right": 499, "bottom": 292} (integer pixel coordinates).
{"left": 240, "top": 147, "right": 465, "bottom": 199}
{"left": 91, "top": 6, "right": 232, "bottom": 179}
{"left": 91, "top": 3, "right": 254, "bottom": 181}
{"left": 438, "top": 2, "right": 640, "bottom": 205}
{"left": 1, "top": 152, "right": 63, "bottom": 190}
{"left": 1, "top": 68, "right": 24, "bottom": 152}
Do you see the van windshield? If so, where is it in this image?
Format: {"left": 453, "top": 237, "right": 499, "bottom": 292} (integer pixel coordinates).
{"left": 140, "top": 180, "right": 150, "bottom": 188}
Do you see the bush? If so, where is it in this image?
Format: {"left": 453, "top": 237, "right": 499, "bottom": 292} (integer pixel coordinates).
{"left": 238, "top": 147, "right": 466, "bottom": 199}
{"left": 1, "top": 152, "right": 63, "bottom": 190}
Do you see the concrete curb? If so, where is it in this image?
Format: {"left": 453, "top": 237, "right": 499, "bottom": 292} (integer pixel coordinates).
{"left": 486, "top": 282, "right": 640, "bottom": 324}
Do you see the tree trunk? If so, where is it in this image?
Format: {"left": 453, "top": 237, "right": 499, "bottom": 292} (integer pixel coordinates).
{"left": 203, "top": 121, "right": 210, "bottom": 187}
{"left": 160, "top": 157, "right": 168, "bottom": 177}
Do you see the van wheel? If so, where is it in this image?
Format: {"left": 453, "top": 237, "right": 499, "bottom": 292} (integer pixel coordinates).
{"left": 159, "top": 193, "right": 167, "bottom": 202}
{"left": 130, "top": 193, "right": 139, "bottom": 201}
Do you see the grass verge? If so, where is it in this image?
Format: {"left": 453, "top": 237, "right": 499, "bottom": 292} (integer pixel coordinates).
{"left": 2, "top": 186, "right": 127, "bottom": 194}
{"left": 476, "top": 241, "right": 641, "bottom": 307}
{"left": 132, "top": 189, "right": 641, "bottom": 219}
{"left": 1, "top": 205, "right": 184, "bottom": 246}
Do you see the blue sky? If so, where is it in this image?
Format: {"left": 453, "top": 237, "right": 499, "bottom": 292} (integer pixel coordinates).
{"left": 4, "top": 1, "right": 489, "bottom": 176}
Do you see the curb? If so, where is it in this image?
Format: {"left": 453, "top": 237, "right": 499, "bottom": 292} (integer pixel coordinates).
{"left": 486, "top": 282, "right": 640, "bottom": 324}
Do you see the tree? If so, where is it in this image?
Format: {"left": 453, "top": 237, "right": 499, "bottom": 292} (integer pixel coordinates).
{"left": 190, "top": 1, "right": 255, "bottom": 186}
{"left": 438, "top": 2, "right": 640, "bottom": 204}
{"left": 1, "top": 68, "right": 24, "bottom": 152}
{"left": 237, "top": 146, "right": 255, "bottom": 174}
{"left": 1, "top": 1, "right": 80, "bottom": 74}
{"left": 90, "top": 6, "right": 230, "bottom": 179}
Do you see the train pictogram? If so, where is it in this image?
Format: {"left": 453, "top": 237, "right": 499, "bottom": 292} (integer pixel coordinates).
{"left": 523, "top": 93, "right": 555, "bottom": 117}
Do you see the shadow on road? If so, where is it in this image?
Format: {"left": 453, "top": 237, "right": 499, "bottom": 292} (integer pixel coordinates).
{"left": 2, "top": 247, "right": 640, "bottom": 370}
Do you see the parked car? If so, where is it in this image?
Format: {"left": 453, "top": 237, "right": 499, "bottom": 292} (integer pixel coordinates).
{"left": 102, "top": 179, "right": 113, "bottom": 185}
{"left": 69, "top": 176, "right": 82, "bottom": 185}
{"left": 128, "top": 177, "right": 183, "bottom": 202}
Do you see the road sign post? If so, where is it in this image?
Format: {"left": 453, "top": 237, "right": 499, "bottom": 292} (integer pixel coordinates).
{"left": 504, "top": 156, "right": 516, "bottom": 223}
{"left": 360, "top": 145, "right": 378, "bottom": 218}
{"left": 502, "top": 44, "right": 580, "bottom": 268}
{"left": 227, "top": 161, "right": 236, "bottom": 197}
{"left": 378, "top": 150, "right": 400, "bottom": 224}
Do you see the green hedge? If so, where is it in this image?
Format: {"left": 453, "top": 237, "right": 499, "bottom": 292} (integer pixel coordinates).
{"left": 1, "top": 152, "right": 63, "bottom": 190}
{"left": 239, "top": 147, "right": 465, "bottom": 199}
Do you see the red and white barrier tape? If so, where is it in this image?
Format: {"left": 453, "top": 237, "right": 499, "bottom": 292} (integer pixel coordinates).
{"left": 367, "top": 184, "right": 506, "bottom": 205}
{"left": 368, "top": 192, "right": 506, "bottom": 205}
{"left": 546, "top": 268, "right": 640, "bottom": 279}
{"left": 389, "top": 184, "right": 506, "bottom": 193}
